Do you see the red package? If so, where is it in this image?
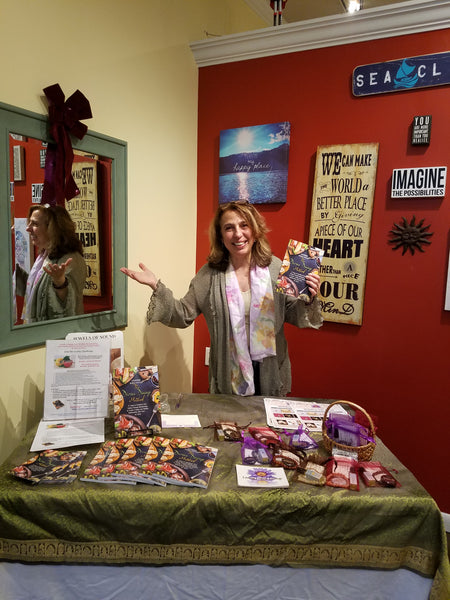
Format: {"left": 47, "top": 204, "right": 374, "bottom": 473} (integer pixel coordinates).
{"left": 248, "top": 426, "right": 280, "bottom": 447}
{"left": 359, "top": 462, "right": 400, "bottom": 488}
{"left": 325, "top": 456, "right": 359, "bottom": 490}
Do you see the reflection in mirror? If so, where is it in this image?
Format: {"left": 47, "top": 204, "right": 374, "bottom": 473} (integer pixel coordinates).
{"left": 0, "top": 101, "right": 128, "bottom": 355}
{"left": 10, "top": 134, "right": 113, "bottom": 325}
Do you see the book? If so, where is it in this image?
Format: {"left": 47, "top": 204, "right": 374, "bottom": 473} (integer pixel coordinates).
{"left": 235, "top": 464, "right": 289, "bottom": 488}
{"left": 11, "top": 449, "right": 87, "bottom": 485}
{"left": 80, "top": 436, "right": 218, "bottom": 488}
{"left": 112, "top": 366, "right": 162, "bottom": 438}
{"left": 80, "top": 439, "right": 136, "bottom": 483}
{"left": 275, "top": 239, "right": 324, "bottom": 301}
{"left": 111, "top": 436, "right": 170, "bottom": 485}
{"left": 150, "top": 438, "right": 218, "bottom": 488}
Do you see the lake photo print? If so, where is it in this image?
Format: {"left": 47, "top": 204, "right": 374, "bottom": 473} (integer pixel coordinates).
{"left": 219, "top": 122, "right": 290, "bottom": 204}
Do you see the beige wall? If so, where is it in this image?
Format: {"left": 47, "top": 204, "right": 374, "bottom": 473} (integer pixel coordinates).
{"left": 0, "top": 0, "right": 265, "bottom": 463}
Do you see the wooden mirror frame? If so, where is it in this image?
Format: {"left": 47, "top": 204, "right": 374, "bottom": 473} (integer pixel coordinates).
{"left": 0, "top": 101, "right": 127, "bottom": 354}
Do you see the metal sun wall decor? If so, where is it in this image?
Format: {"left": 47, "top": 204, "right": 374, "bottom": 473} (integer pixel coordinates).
{"left": 388, "top": 216, "right": 433, "bottom": 255}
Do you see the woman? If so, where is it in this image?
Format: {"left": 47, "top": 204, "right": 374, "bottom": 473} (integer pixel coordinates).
{"left": 121, "top": 201, "right": 322, "bottom": 396}
{"left": 17, "top": 204, "right": 86, "bottom": 323}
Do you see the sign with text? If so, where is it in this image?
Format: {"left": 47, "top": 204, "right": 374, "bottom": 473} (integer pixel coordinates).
{"left": 309, "top": 143, "right": 379, "bottom": 325}
{"left": 411, "top": 115, "right": 432, "bottom": 145}
{"left": 391, "top": 166, "right": 446, "bottom": 198}
{"left": 66, "top": 153, "right": 101, "bottom": 296}
{"left": 352, "top": 52, "right": 450, "bottom": 96}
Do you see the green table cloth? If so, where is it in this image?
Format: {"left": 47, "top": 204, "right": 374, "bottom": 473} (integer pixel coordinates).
{"left": 0, "top": 394, "right": 448, "bottom": 600}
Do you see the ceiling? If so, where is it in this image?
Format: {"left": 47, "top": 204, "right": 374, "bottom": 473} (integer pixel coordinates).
{"left": 244, "top": 0, "right": 415, "bottom": 25}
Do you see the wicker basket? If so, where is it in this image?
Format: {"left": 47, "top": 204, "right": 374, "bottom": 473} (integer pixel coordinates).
{"left": 322, "top": 400, "right": 376, "bottom": 461}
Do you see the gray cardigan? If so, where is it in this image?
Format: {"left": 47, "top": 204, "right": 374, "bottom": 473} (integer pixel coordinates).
{"left": 146, "top": 257, "right": 323, "bottom": 396}
{"left": 18, "top": 252, "right": 86, "bottom": 322}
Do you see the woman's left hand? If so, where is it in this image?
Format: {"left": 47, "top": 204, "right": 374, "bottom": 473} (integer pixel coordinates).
{"left": 43, "top": 258, "right": 73, "bottom": 287}
{"left": 305, "top": 272, "right": 320, "bottom": 298}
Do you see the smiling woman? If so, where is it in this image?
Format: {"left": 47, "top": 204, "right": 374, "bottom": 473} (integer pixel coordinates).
{"left": 15, "top": 204, "right": 87, "bottom": 324}
{"left": 121, "top": 201, "right": 322, "bottom": 398}
{"left": 0, "top": 101, "right": 128, "bottom": 355}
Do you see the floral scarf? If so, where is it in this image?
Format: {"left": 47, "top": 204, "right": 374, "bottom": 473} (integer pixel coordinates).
{"left": 225, "top": 263, "right": 276, "bottom": 395}
{"left": 22, "top": 250, "right": 48, "bottom": 323}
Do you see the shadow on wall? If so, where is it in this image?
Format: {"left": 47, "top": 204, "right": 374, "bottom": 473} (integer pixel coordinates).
{"left": 0, "top": 375, "right": 43, "bottom": 464}
{"left": 142, "top": 323, "right": 191, "bottom": 393}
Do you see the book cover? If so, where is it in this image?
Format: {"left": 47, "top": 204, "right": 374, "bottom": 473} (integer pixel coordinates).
{"left": 80, "top": 438, "right": 135, "bottom": 483}
{"left": 111, "top": 436, "right": 169, "bottom": 485}
{"left": 11, "top": 449, "right": 87, "bottom": 485}
{"left": 112, "top": 366, "right": 162, "bottom": 438}
{"left": 275, "top": 239, "right": 324, "bottom": 301}
{"left": 151, "top": 438, "right": 218, "bottom": 488}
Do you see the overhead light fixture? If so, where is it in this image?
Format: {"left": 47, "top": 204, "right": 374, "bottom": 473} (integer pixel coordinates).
{"left": 348, "top": 0, "right": 361, "bottom": 12}
{"left": 340, "top": 0, "right": 362, "bottom": 13}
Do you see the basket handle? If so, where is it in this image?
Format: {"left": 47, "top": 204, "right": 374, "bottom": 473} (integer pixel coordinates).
{"left": 322, "top": 400, "right": 376, "bottom": 439}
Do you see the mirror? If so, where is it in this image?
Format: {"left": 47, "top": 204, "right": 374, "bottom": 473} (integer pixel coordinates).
{"left": 0, "top": 101, "right": 128, "bottom": 354}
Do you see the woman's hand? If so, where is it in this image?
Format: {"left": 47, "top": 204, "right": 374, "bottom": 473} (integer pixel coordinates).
{"left": 43, "top": 257, "right": 72, "bottom": 288}
{"left": 305, "top": 272, "right": 320, "bottom": 298}
{"left": 120, "top": 263, "right": 158, "bottom": 290}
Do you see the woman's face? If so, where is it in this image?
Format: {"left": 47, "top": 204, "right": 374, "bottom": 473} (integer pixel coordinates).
{"left": 220, "top": 209, "right": 255, "bottom": 265}
{"left": 26, "top": 209, "right": 50, "bottom": 251}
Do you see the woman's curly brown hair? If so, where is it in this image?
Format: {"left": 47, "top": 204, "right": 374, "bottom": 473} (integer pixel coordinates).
{"left": 27, "top": 204, "right": 83, "bottom": 259}
{"left": 207, "top": 201, "right": 272, "bottom": 271}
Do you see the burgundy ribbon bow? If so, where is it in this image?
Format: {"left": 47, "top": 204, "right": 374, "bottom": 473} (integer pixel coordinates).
{"left": 42, "top": 83, "right": 92, "bottom": 206}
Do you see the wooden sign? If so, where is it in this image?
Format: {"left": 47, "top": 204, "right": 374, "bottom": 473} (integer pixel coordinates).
{"left": 353, "top": 52, "right": 450, "bottom": 96}
{"left": 411, "top": 115, "right": 431, "bottom": 146}
{"left": 309, "top": 143, "right": 379, "bottom": 325}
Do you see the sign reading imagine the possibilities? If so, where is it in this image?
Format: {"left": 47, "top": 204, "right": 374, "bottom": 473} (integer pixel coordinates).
{"left": 353, "top": 52, "right": 450, "bottom": 96}
{"left": 391, "top": 166, "right": 447, "bottom": 198}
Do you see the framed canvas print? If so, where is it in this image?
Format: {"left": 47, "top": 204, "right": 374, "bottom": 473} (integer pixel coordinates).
{"left": 219, "top": 122, "right": 290, "bottom": 204}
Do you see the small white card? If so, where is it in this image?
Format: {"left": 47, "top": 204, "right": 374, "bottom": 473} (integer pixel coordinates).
{"left": 236, "top": 464, "right": 289, "bottom": 488}
{"left": 161, "top": 414, "right": 201, "bottom": 428}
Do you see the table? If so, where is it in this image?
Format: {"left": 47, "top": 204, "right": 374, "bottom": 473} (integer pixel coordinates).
{"left": 0, "top": 394, "right": 449, "bottom": 600}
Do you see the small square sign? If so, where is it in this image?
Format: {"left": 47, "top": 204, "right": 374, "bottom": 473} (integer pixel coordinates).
{"left": 411, "top": 115, "right": 431, "bottom": 145}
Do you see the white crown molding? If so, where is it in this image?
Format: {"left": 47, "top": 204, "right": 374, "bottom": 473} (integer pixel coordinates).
{"left": 190, "top": 0, "right": 450, "bottom": 66}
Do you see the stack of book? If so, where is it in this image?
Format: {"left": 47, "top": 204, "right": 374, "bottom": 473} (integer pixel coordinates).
{"left": 80, "top": 436, "right": 217, "bottom": 488}
{"left": 11, "top": 450, "right": 87, "bottom": 485}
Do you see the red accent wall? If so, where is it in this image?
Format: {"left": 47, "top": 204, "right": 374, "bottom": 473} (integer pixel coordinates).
{"left": 194, "top": 30, "right": 450, "bottom": 512}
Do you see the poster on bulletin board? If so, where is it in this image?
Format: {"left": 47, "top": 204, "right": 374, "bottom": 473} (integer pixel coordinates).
{"left": 66, "top": 152, "right": 101, "bottom": 296}
{"left": 309, "top": 143, "right": 379, "bottom": 326}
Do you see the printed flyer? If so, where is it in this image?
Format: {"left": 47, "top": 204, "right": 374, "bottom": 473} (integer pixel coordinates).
{"left": 264, "top": 397, "right": 347, "bottom": 432}
{"left": 43, "top": 339, "right": 110, "bottom": 421}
